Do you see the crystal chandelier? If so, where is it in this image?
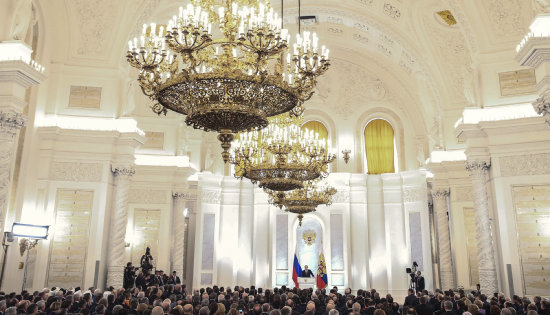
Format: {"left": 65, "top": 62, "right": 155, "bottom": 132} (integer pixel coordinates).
{"left": 268, "top": 180, "right": 337, "bottom": 225}
{"left": 126, "top": 0, "right": 331, "bottom": 162}
{"left": 231, "top": 114, "right": 335, "bottom": 191}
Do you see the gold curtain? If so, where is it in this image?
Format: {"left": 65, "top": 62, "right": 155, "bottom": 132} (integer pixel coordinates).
{"left": 301, "top": 120, "right": 328, "bottom": 141}
{"left": 364, "top": 119, "right": 395, "bottom": 174}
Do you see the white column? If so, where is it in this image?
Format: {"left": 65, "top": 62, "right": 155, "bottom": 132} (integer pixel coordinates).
{"left": 0, "top": 57, "right": 44, "bottom": 225}
{"left": 218, "top": 177, "right": 240, "bottom": 287}
{"left": 0, "top": 113, "right": 24, "bottom": 216}
{"left": 172, "top": 192, "right": 187, "bottom": 277}
{"left": 466, "top": 160, "right": 498, "bottom": 294}
{"left": 432, "top": 188, "right": 454, "bottom": 290}
{"left": 237, "top": 180, "right": 254, "bottom": 286}
{"left": 349, "top": 174, "right": 368, "bottom": 290}
{"left": 367, "top": 175, "right": 388, "bottom": 291}
{"left": 382, "top": 173, "right": 408, "bottom": 294}
{"left": 106, "top": 165, "right": 135, "bottom": 288}
{"left": 184, "top": 188, "right": 197, "bottom": 288}
{"left": 252, "top": 187, "right": 270, "bottom": 288}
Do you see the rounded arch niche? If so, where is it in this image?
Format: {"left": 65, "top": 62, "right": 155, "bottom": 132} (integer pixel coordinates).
{"left": 297, "top": 216, "right": 324, "bottom": 274}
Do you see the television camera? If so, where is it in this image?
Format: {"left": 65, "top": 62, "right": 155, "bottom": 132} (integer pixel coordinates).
{"left": 406, "top": 261, "right": 418, "bottom": 290}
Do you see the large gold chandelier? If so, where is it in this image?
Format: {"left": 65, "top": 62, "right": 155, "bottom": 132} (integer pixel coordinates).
{"left": 231, "top": 114, "right": 335, "bottom": 191}
{"left": 268, "top": 180, "right": 337, "bottom": 225}
{"left": 126, "top": 0, "right": 330, "bottom": 162}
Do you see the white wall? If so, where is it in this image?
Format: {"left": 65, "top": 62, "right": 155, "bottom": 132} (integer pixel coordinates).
{"left": 191, "top": 171, "right": 432, "bottom": 295}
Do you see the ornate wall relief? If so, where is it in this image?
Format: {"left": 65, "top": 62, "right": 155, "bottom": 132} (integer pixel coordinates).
{"left": 498, "top": 69, "right": 537, "bottom": 97}
{"left": 70, "top": 0, "right": 117, "bottom": 56}
{"left": 454, "top": 186, "right": 473, "bottom": 202}
{"left": 141, "top": 131, "right": 165, "bottom": 150}
{"left": 500, "top": 154, "right": 550, "bottom": 177}
{"left": 128, "top": 189, "right": 167, "bottom": 204}
{"left": 68, "top": 86, "right": 101, "bottom": 109}
{"left": 50, "top": 162, "right": 103, "bottom": 182}
{"left": 200, "top": 189, "right": 221, "bottom": 204}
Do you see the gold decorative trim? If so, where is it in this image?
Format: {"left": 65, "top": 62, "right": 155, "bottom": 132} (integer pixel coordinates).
{"left": 436, "top": 10, "right": 457, "bottom": 26}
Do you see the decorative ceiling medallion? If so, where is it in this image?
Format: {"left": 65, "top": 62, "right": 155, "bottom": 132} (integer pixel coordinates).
{"left": 302, "top": 230, "right": 316, "bottom": 246}
{"left": 436, "top": 10, "right": 457, "bottom": 26}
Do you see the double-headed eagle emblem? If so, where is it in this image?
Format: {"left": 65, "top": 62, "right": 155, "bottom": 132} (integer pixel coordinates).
{"left": 302, "top": 230, "right": 316, "bottom": 246}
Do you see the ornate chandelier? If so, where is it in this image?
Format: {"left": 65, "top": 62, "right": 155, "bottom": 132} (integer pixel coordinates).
{"left": 268, "top": 180, "right": 337, "bottom": 225}
{"left": 231, "top": 114, "right": 335, "bottom": 191}
{"left": 126, "top": 0, "right": 330, "bottom": 162}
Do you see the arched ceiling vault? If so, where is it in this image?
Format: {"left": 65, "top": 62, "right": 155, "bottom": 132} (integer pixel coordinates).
{"left": 130, "top": 0, "right": 444, "bottom": 136}
{"left": 41, "top": 0, "right": 514, "bottom": 140}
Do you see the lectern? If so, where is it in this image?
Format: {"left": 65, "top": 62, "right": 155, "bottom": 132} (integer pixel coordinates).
{"left": 298, "top": 277, "right": 316, "bottom": 289}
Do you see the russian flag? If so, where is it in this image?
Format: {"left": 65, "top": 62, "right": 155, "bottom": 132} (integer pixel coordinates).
{"left": 292, "top": 242, "right": 302, "bottom": 288}
{"left": 316, "top": 247, "right": 328, "bottom": 289}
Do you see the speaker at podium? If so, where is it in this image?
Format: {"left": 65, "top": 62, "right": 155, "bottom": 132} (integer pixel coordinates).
{"left": 298, "top": 277, "right": 316, "bottom": 289}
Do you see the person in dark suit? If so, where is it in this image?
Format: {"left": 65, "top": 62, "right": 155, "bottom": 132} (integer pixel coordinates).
{"left": 442, "top": 301, "right": 455, "bottom": 315}
{"left": 404, "top": 289, "right": 419, "bottom": 307}
{"left": 364, "top": 299, "right": 376, "bottom": 315}
{"left": 302, "top": 265, "right": 314, "bottom": 278}
{"left": 169, "top": 271, "right": 181, "bottom": 284}
{"left": 541, "top": 300, "right": 550, "bottom": 315}
{"left": 416, "top": 271, "right": 425, "bottom": 293}
{"left": 534, "top": 297, "right": 542, "bottom": 315}
{"left": 415, "top": 296, "right": 434, "bottom": 315}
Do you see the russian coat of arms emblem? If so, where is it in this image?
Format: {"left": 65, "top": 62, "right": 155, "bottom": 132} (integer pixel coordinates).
{"left": 302, "top": 230, "right": 316, "bottom": 246}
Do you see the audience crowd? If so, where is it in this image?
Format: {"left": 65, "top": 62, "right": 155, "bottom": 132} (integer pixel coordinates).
{"left": 0, "top": 284, "right": 548, "bottom": 315}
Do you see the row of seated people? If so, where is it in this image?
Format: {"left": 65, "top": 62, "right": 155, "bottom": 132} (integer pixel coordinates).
{"left": 0, "top": 284, "right": 547, "bottom": 315}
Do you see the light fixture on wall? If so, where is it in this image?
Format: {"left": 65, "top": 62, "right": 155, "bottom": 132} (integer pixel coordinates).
{"left": 125, "top": 0, "right": 331, "bottom": 162}
{"left": 268, "top": 179, "right": 336, "bottom": 226}
{"left": 342, "top": 149, "right": 351, "bottom": 164}
{"left": 11, "top": 223, "right": 49, "bottom": 292}
{"left": 231, "top": 114, "right": 335, "bottom": 192}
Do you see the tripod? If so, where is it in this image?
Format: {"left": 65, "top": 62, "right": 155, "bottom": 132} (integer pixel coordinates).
{"left": 409, "top": 273, "right": 417, "bottom": 291}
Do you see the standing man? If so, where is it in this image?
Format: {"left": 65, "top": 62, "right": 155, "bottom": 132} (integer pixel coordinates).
{"left": 169, "top": 271, "right": 181, "bottom": 284}
{"left": 140, "top": 247, "right": 154, "bottom": 273}
{"left": 123, "top": 262, "right": 136, "bottom": 289}
{"left": 415, "top": 271, "right": 425, "bottom": 293}
{"left": 302, "top": 265, "right": 314, "bottom": 278}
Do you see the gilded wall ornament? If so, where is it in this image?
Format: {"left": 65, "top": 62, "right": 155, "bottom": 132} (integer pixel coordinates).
{"left": 436, "top": 10, "right": 457, "bottom": 26}
{"left": 302, "top": 230, "right": 316, "bottom": 246}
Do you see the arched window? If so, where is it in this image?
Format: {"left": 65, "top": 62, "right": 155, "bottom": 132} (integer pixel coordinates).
{"left": 301, "top": 120, "right": 328, "bottom": 142}
{"left": 364, "top": 119, "right": 396, "bottom": 174}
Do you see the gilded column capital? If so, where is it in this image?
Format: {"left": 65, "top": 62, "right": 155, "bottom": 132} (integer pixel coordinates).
{"left": 466, "top": 160, "right": 490, "bottom": 176}
{"left": 0, "top": 110, "right": 25, "bottom": 138}
{"left": 431, "top": 188, "right": 450, "bottom": 200}
{"left": 533, "top": 91, "right": 550, "bottom": 127}
{"left": 111, "top": 165, "right": 135, "bottom": 177}
{"left": 172, "top": 192, "right": 189, "bottom": 200}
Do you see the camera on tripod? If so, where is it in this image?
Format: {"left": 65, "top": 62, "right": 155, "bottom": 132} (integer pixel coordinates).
{"left": 405, "top": 261, "right": 418, "bottom": 290}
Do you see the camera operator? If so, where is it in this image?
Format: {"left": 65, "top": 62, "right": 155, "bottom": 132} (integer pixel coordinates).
{"left": 140, "top": 247, "right": 154, "bottom": 273}
{"left": 123, "top": 262, "right": 137, "bottom": 289}
{"left": 415, "top": 271, "right": 425, "bottom": 293}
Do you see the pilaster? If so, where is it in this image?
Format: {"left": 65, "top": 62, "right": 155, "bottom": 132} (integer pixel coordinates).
{"left": 171, "top": 192, "right": 188, "bottom": 278}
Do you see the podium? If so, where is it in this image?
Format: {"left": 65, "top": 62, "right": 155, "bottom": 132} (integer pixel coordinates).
{"left": 298, "top": 277, "right": 315, "bottom": 289}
